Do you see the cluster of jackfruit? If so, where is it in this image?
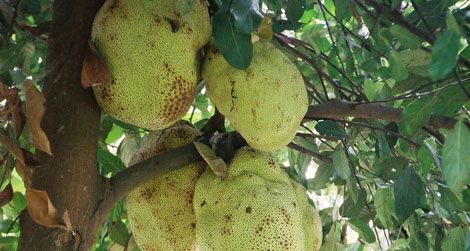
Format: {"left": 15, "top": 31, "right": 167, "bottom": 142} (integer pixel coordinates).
{"left": 91, "top": 0, "right": 211, "bottom": 130}
{"left": 126, "top": 123, "right": 322, "bottom": 251}
{"left": 92, "top": 0, "right": 319, "bottom": 250}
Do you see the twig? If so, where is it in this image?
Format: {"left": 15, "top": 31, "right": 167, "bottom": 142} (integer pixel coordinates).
{"left": 5, "top": 0, "right": 22, "bottom": 41}
{"left": 357, "top": 0, "right": 470, "bottom": 68}
{"left": 336, "top": 119, "right": 420, "bottom": 147}
{"left": 454, "top": 70, "right": 470, "bottom": 99}
{"left": 287, "top": 142, "right": 332, "bottom": 164}
{"left": 410, "top": 0, "right": 434, "bottom": 36}
{"left": 277, "top": 33, "right": 365, "bottom": 98}
{"left": 304, "top": 99, "right": 462, "bottom": 129}
{"left": 273, "top": 34, "right": 353, "bottom": 98}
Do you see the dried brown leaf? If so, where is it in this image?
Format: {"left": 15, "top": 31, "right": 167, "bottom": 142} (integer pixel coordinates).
{"left": 24, "top": 80, "right": 52, "bottom": 155}
{"left": 8, "top": 92, "right": 25, "bottom": 138}
{"left": 81, "top": 41, "right": 110, "bottom": 88}
{"left": 26, "top": 189, "right": 66, "bottom": 229}
{"left": 194, "top": 142, "right": 227, "bottom": 179}
{"left": 0, "top": 183, "right": 13, "bottom": 208}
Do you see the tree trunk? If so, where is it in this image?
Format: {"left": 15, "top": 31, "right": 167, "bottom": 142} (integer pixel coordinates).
{"left": 18, "top": 1, "right": 106, "bottom": 250}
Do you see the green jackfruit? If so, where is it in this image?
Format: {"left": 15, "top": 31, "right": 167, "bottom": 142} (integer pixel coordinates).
{"left": 92, "top": 0, "right": 211, "bottom": 130}
{"left": 126, "top": 122, "right": 204, "bottom": 251}
{"left": 193, "top": 147, "right": 322, "bottom": 250}
{"left": 291, "top": 180, "right": 323, "bottom": 251}
{"left": 202, "top": 42, "right": 308, "bottom": 151}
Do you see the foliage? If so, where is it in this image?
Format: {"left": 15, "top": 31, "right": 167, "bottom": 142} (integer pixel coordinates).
{"left": 0, "top": 0, "right": 470, "bottom": 250}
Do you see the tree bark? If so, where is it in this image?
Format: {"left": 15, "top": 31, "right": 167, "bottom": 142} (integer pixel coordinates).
{"left": 18, "top": 1, "right": 106, "bottom": 250}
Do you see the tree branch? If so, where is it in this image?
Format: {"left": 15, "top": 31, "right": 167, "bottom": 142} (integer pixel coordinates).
{"left": 102, "top": 143, "right": 202, "bottom": 212}
{"left": 304, "top": 100, "right": 461, "bottom": 129}
{"left": 287, "top": 143, "right": 332, "bottom": 164}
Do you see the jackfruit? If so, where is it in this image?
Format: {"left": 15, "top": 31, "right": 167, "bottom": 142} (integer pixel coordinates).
{"left": 92, "top": 0, "right": 211, "bottom": 130}
{"left": 126, "top": 122, "right": 204, "bottom": 251}
{"left": 291, "top": 180, "right": 323, "bottom": 251}
{"left": 193, "top": 147, "right": 322, "bottom": 250}
{"left": 202, "top": 42, "right": 308, "bottom": 151}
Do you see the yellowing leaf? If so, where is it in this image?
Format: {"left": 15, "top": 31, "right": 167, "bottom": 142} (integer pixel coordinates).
{"left": 24, "top": 80, "right": 52, "bottom": 155}
{"left": 194, "top": 142, "right": 227, "bottom": 179}
{"left": 26, "top": 189, "right": 67, "bottom": 229}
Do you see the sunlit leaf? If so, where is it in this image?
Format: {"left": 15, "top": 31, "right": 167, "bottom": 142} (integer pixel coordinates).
{"left": 442, "top": 119, "right": 470, "bottom": 193}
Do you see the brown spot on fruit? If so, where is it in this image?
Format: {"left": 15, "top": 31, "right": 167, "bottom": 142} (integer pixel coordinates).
{"left": 164, "top": 18, "right": 180, "bottom": 32}
{"left": 245, "top": 206, "right": 252, "bottom": 214}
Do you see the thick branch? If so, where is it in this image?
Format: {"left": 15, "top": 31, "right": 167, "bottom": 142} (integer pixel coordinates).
{"left": 305, "top": 100, "right": 459, "bottom": 129}
{"left": 105, "top": 144, "right": 202, "bottom": 208}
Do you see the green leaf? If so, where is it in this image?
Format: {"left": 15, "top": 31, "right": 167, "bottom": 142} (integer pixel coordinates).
{"left": 438, "top": 185, "right": 466, "bottom": 212}
{"left": 398, "top": 49, "right": 432, "bottom": 77}
{"left": 230, "top": 0, "right": 263, "bottom": 33}
{"left": 408, "top": 214, "right": 429, "bottom": 251}
{"left": 399, "top": 95, "right": 438, "bottom": 136}
{"left": 374, "top": 157, "right": 408, "bottom": 180}
{"left": 97, "top": 148, "right": 125, "bottom": 175}
{"left": 442, "top": 227, "right": 466, "bottom": 251}
{"left": 442, "top": 119, "right": 470, "bottom": 193}
{"left": 389, "top": 51, "right": 409, "bottom": 81}
{"left": 108, "top": 220, "right": 129, "bottom": 246}
{"left": 335, "top": 0, "right": 351, "bottom": 21}
{"left": 384, "top": 122, "right": 399, "bottom": 149}
{"left": 394, "top": 168, "right": 427, "bottom": 222}
{"left": 0, "top": 236, "right": 17, "bottom": 250}
{"left": 388, "top": 239, "right": 409, "bottom": 250}
{"left": 348, "top": 219, "right": 376, "bottom": 243}
{"left": 374, "top": 187, "right": 396, "bottom": 228}
{"left": 315, "top": 120, "right": 346, "bottom": 139}
{"left": 389, "top": 25, "right": 422, "bottom": 49}
{"left": 19, "top": 0, "right": 41, "bottom": 15}
{"left": 177, "top": 0, "right": 194, "bottom": 15}
{"left": 307, "top": 163, "right": 333, "bottom": 190}
{"left": 428, "top": 15, "right": 467, "bottom": 80}
{"left": 212, "top": 9, "right": 253, "bottom": 69}
{"left": 286, "top": 0, "right": 305, "bottom": 22}
{"left": 418, "top": 145, "right": 434, "bottom": 177}
{"left": 340, "top": 190, "right": 366, "bottom": 218}
{"left": 331, "top": 149, "right": 350, "bottom": 179}
{"left": 105, "top": 124, "right": 124, "bottom": 145}
{"left": 363, "top": 79, "right": 384, "bottom": 101}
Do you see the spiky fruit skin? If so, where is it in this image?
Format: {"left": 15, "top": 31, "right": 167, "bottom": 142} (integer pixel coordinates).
{"left": 202, "top": 42, "right": 308, "bottom": 151}
{"left": 194, "top": 147, "right": 321, "bottom": 250}
{"left": 126, "top": 122, "right": 204, "bottom": 251}
{"left": 291, "top": 180, "right": 322, "bottom": 251}
{"left": 92, "top": 0, "right": 211, "bottom": 130}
